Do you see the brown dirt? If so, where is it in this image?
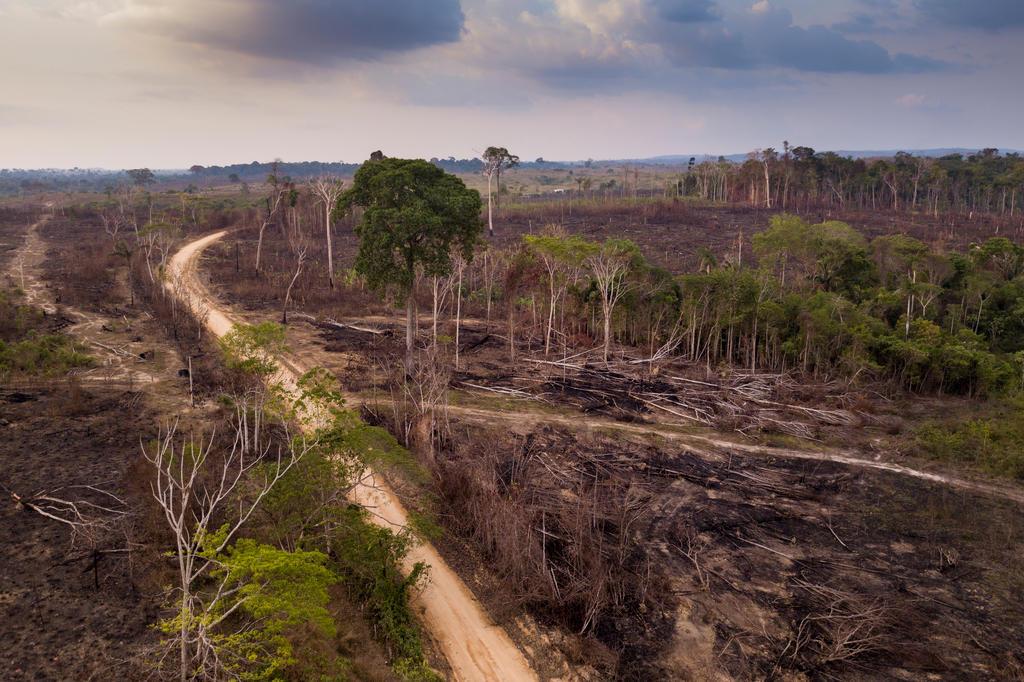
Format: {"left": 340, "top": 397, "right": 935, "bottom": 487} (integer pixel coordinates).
{"left": 0, "top": 209, "right": 198, "bottom": 680}
{"left": 170, "top": 231, "right": 540, "bottom": 682}
{"left": 2, "top": 205, "right": 413, "bottom": 682}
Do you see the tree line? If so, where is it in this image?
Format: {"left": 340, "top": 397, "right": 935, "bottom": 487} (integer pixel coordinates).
{"left": 681, "top": 146, "right": 1024, "bottom": 217}
{"left": 330, "top": 154, "right": 1024, "bottom": 397}
{"left": 206, "top": 152, "right": 1024, "bottom": 400}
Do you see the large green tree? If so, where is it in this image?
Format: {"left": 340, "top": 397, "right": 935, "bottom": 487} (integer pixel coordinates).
{"left": 336, "top": 157, "right": 483, "bottom": 367}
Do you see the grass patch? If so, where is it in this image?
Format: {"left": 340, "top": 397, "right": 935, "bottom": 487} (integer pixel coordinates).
{"left": 0, "top": 334, "right": 93, "bottom": 379}
{"left": 915, "top": 398, "right": 1024, "bottom": 481}
{"left": 0, "top": 287, "right": 44, "bottom": 342}
{"left": 0, "top": 286, "right": 90, "bottom": 379}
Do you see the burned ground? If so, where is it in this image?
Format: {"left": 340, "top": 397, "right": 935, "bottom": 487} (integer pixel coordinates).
{"left": 236, "top": 308, "right": 1024, "bottom": 680}
{"left": 0, "top": 384, "right": 164, "bottom": 680}
{"left": 0, "top": 206, "right": 429, "bottom": 681}
{"left": 427, "top": 422, "right": 1024, "bottom": 680}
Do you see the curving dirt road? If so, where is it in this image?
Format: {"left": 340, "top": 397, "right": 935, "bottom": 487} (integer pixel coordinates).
{"left": 167, "top": 231, "right": 539, "bottom": 682}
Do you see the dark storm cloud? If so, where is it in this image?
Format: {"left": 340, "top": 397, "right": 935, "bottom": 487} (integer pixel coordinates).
{"left": 126, "top": 0, "right": 465, "bottom": 64}
{"left": 750, "top": 22, "right": 943, "bottom": 73}
{"left": 915, "top": 0, "right": 1024, "bottom": 30}
{"left": 656, "top": 5, "right": 946, "bottom": 74}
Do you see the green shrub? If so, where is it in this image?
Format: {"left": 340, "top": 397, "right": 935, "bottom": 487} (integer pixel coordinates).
{"left": 0, "top": 334, "right": 93, "bottom": 377}
{"left": 916, "top": 400, "right": 1024, "bottom": 480}
{"left": 330, "top": 506, "right": 438, "bottom": 680}
{"left": 257, "top": 406, "right": 439, "bottom": 681}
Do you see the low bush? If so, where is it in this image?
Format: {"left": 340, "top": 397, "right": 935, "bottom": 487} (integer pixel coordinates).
{"left": 916, "top": 399, "right": 1024, "bottom": 480}
{"left": 0, "top": 333, "right": 92, "bottom": 378}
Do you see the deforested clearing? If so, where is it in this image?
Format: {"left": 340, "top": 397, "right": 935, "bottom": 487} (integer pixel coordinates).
{"left": 4, "top": 5, "right": 1024, "bottom": 677}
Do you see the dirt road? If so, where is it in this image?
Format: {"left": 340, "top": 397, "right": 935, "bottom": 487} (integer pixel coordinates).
{"left": 168, "top": 231, "right": 539, "bottom": 682}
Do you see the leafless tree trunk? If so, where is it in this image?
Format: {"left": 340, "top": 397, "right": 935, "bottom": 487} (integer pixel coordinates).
{"left": 255, "top": 191, "right": 285, "bottom": 273}
{"left": 431, "top": 275, "right": 453, "bottom": 349}
{"left": 282, "top": 246, "right": 307, "bottom": 324}
{"left": 486, "top": 170, "right": 495, "bottom": 237}
{"left": 144, "top": 407, "right": 310, "bottom": 682}
{"left": 587, "top": 250, "right": 634, "bottom": 362}
{"left": 282, "top": 207, "right": 309, "bottom": 324}
{"left": 405, "top": 294, "right": 417, "bottom": 372}
{"left": 452, "top": 256, "right": 466, "bottom": 369}
{"left": 309, "top": 177, "right": 344, "bottom": 289}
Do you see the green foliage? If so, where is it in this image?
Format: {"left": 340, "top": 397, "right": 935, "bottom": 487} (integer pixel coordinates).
{"left": 219, "top": 322, "right": 288, "bottom": 378}
{"left": 667, "top": 214, "right": 1024, "bottom": 397}
{"left": 0, "top": 288, "right": 45, "bottom": 342}
{"left": 753, "top": 214, "right": 875, "bottom": 297}
{"left": 524, "top": 232, "right": 598, "bottom": 268}
{"left": 916, "top": 399, "right": 1024, "bottom": 480}
{"left": 256, "top": 404, "right": 437, "bottom": 680}
{"left": 0, "top": 334, "right": 93, "bottom": 378}
{"left": 406, "top": 508, "right": 444, "bottom": 542}
{"left": 260, "top": 406, "right": 429, "bottom": 549}
{"left": 331, "top": 505, "right": 437, "bottom": 680}
{"left": 191, "top": 539, "right": 341, "bottom": 681}
{"left": 337, "top": 157, "right": 483, "bottom": 304}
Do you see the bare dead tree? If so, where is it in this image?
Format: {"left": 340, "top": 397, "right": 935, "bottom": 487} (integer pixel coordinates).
{"left": 143, "top": 411, "right": 312, "bottom": 682}
{"left": 99, "top": 207, "right": 124, "bottom": 247}
{"left": 281, "top": 213, "right": 309, "bottom": 325}
{"left": 389, "top": 349, "right": 451, "bottom": 461}
{"left": 309, "top": 176, "right": 344, "bottom": 289}
{"left": 254, "top": 190, "right": 285, "bottom": 274}
{"left": 773, "top": 579, "right": 890, "bottom": 674}
{"left": 4, "top": 479, "right": 128, "bottom": 547}
{"left": 430, "top": 273, "right": 454, "bottom": 349}
{"left": 451, "top": 254, "right": 467, "bottom": 369}
{"left": 587, "top": 243, "right": 637, "bottom": 363}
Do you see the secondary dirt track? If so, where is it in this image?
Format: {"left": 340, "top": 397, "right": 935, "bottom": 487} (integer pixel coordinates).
{"left": 168, "top": 231, "right": 538, "bottom": 682}
{"left": 1, "top": 209, "right": 188, "bottom": 679}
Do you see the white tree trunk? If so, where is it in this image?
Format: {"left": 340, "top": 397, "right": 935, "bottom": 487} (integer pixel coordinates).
{"left": 487, "top": 173, "right": 494, "bottom": 236}
{"left": 324, "top": 203, "right": 334, "bottom": 288}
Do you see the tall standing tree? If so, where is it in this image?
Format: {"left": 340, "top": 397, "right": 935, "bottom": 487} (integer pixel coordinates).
{"left": 587, "top": 239, "right": 643, "bottom": 362}
{"left": 525, "top": 229, "right": 596, "bottom": 355}
{"left": 336, "top": 157, "right": 483, "bottom": 369}
{"left": 482, "top": 146, "right": 519, "bottom": 237}
{"left": 309, "top": 176, "right": 345, "bottom": 289}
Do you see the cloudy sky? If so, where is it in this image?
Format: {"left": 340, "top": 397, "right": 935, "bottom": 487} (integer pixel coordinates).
{"left": 1, "top": 0, "right": 1022, "bottom": 168}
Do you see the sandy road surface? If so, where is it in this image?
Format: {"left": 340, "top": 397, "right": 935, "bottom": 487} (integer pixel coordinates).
{"left": 168, "top": 231, "right": 539, "bottom": 682}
